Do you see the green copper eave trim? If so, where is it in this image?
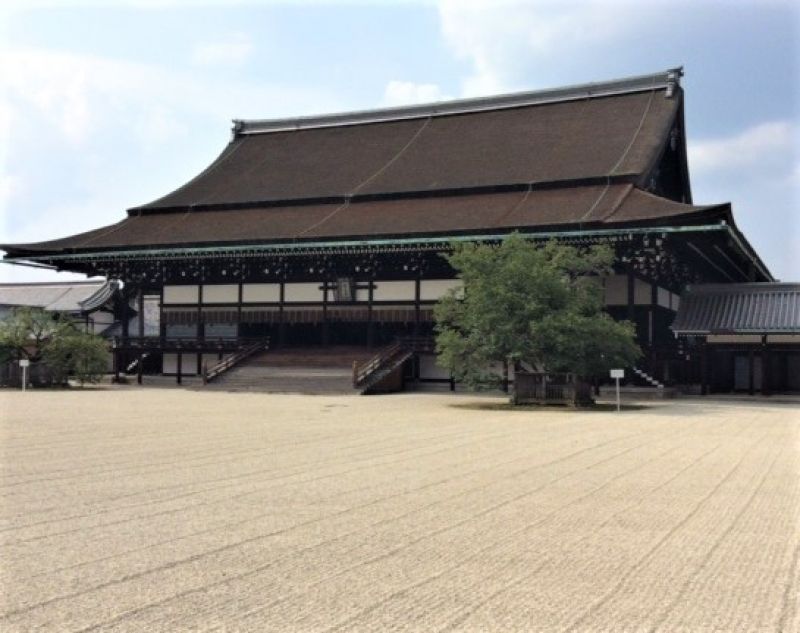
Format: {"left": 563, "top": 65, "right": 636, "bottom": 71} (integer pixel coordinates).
{"left": 720, "top": 222, "right": 772, "bottom": 281}
{"left": 5, "top": 222, "right": 770, "bottom": 279}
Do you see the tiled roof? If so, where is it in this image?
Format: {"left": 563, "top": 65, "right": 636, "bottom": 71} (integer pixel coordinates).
{"left": 0, "top": 281, "right": 115, "bottom": 313}
{"left": 671, "top": 283, "right": 800, "bottom": 334}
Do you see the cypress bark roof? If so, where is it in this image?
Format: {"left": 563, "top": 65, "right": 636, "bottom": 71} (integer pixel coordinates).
{"left": 671, "top": 284, "right": 800, "bottom": 334}
{"left": 4, "top": 67, "right": 737, "bottom": 259}
{"left": 139, "top": 72, "right": 681, "bottom": 211}
{"left": 5, "top": 186, "right": 724, "bottom": 254}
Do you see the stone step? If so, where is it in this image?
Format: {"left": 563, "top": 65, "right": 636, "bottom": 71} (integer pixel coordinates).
{"left": 209, "top": 362, "right": 356, "bottom": 394}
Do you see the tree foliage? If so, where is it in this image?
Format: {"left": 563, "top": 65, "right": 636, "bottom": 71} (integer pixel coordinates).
{"left": 434, "top": 234, "right": 641, "bottom": 389}
{"left": 0, "top": 307, "right": 65, "bottom": 362}
{"left": 43, "top": 329, "right": 109, "bottom": 385}
{"left": 0, "top": 307, "right": 108, "bottom": 386}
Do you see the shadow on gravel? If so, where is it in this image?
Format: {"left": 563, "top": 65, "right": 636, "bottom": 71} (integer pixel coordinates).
{"left": 450, "top": 402, "right": 650, "bottom": 413}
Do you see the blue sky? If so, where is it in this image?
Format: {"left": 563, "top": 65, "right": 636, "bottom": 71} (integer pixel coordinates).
{"left": 1, "top": 0, "right": 798, "bottom": 282}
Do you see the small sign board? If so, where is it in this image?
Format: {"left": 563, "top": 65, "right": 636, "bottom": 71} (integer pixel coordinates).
{"left": 610, "top": 369, "right": 624, "bottom": 412}
{"left": 19, "top": 359, "right": 30, "bottom": 368}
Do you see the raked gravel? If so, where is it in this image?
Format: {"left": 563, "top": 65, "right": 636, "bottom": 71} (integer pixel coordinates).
{"left": 1, "top": 387, "right": 798, "bottom": 632}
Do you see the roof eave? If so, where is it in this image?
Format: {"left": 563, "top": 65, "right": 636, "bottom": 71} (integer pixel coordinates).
{"left": 4, "top": 222, "right": 735, "bottom": 264}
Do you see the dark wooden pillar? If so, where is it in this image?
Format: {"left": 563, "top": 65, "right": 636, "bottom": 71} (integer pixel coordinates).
{"left": 176, "top": 352, "right": 182, "bottom": 385}
{"left": 197, "top": 284, "right": 204, "bottom": 342}
{"left": 626, "top": 269, "right": 635, "bottom": 323}
{"left": 748, "top": 349, "right": 755, "bottom": 395}
{"left": 113, "top": 349, "right": 121, "bottom": 383}
{"left": 761, "top": 335, "right": 770, "bottom": 396}
{"left": 700, "top": 341, "right": 709, "bottom": 395}
{"left": 278, "top": 280, "right": 286, "bottom": 348}
{"left": 649, "top": 282, "right": 657, "bottom": 347}
{"left": 237, "top": 282, "right": 243, "bottom": 340}
{"left": 502, "top": 359, "right": 509, "bottom": 394}
{"left": 321, "top": 279, "right": 330, "bottom": 347}
{"left": 367, "top": 279, "right": 375, "bottom": 349}
{"left": 137, "top": 292, "right": 144, "bottom": 338}
{"left": 120, "top": 288, "right": 132, "bottom": 344}
{"left": 414, "top": 277, "right": 421, "bottom": 336}
{"left": 137, "top": 354, "right": 144, "bottom": 385}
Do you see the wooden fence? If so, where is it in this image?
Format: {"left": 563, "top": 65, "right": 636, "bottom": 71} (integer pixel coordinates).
{"left": 513, "top": 371, "right": 593, "bottom": 406}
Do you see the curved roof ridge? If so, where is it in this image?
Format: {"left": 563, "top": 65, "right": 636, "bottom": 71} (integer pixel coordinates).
{"left": 234, "top": 67, "right": 683, "bottom": 136}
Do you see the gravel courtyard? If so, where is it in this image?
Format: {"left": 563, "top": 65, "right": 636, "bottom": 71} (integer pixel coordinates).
{"left": 1, "top": 388, "right": 798, "bottom": 633}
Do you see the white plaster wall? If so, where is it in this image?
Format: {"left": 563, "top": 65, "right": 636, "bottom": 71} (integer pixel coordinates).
{"left": 202, "top": 284, "right": 238, "bottom": 304}
{"left": 88, "top": 312, "right": 114, "bottom": 335}
{"left": 670, "top": 293, "right": 681, "bottom": 310}
{"left": 163, "top": 285, "right": 199, "bottom": 304}
{"left": 163, "top": 353, "right": 198, "bottom": 375}
{"left": 204, "top": 323, "right": 238, "bottom": 338}
{"left": 603, "top": 275, "right": 627, "bottom": 305}
{"left": 420, "top": 279, "right": 463, "bottom": 301}
{"left": 767, "top": 334, "right": 800, "bottom": 343}
{"left": 657, "top": 287, "right": 671, "bottom": 309}
{"left": 373, "top": 280, "right": 415, "bottom": 301}
{"left": 707, "top": 334, "right": 762, "bottom": 344}
{"left": 634, "top": 278, "right": 651, "bottom": 305}
{"left": 419, "top": 354, "right": 451, "bottom": 379}
{"left": 284, "top": 283, "right": 323, "bottom": 302}
{"left": 242, "top": 283, "right": 281, "bottom": 303}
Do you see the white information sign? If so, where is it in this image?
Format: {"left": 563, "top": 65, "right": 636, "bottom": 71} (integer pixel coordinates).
{"left": 610, "top": 369, "right": 624, "bottom": 411}
{"left": 19, "top": 358, "right": 29, "bottom": 392}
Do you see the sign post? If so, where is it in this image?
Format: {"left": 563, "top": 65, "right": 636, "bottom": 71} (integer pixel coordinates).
{"left": 610, "top": 369, "right": 624, "bottom": 412}
{"left": 19, "top": 359, "right": 30, "bottom": 392}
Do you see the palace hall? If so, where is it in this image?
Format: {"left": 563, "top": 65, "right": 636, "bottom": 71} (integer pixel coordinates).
{"left": 3, "top": 68, "right": 797, "bottom": 394}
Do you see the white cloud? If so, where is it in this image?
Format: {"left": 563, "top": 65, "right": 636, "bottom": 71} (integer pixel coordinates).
{"left": 437, "top": 0, "right": 654, "bottom": 96}
{"left": 688, "top": 121, "right": 796, "bottom": 173}
{"left": 687, "top": 121, "right": 799, "bottom": 281}
{"left": 383, "top": 80, "right": 450, "bottom": 106}
{"left": 0, "top": 48, "right": 185, "bottom": 147}
{"left": 192, "top": 33, "right": 254, "bottom": 66}
{"left": 0, "top": 46, "right": 343, "bottom": 282}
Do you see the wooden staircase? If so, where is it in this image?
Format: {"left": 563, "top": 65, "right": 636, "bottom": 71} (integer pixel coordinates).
{"left": 353, "top": 336, "right": 435, "bottom": 395}
{"left": 202, "top": 339, "right": 269, "bottom": 384}
{"left": 207, "top": 345, "right": 373, "bottom": 393}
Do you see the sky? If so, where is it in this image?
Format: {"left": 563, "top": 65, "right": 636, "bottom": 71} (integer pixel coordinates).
{"left": 0, "top": 0, "right": 798, "bottom": 283}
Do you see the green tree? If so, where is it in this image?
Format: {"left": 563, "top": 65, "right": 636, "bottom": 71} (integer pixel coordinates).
{"left": 0, "top": 307, "right": 67, "bottom": 362}
{"left": 434, "top": 234, "right": 641, "bottom": 391}
{"left": 43, "top": 329, "right": 109, "bottom": 386}
{"left": 0, "top": 307, "right": 108, "bottom": 386}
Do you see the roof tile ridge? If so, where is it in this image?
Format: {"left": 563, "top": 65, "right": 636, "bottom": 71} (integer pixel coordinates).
{"left": 235, "top": 68, "right": 682, "bottom": 135}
